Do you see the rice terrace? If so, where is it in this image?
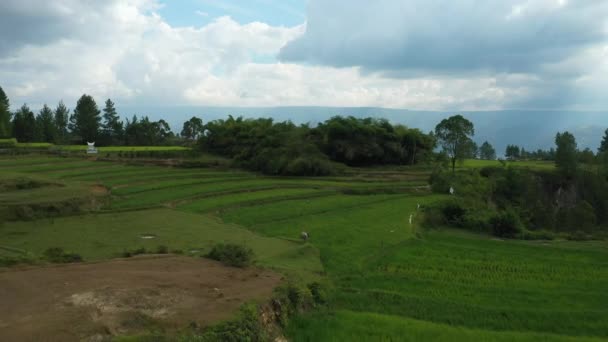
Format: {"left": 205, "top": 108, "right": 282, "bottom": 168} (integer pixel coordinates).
{"left": 1, "top": 131, "right": 608, "bottom": 341}
{"left": 2, "top": 1, "right": 608, "bottom": 341}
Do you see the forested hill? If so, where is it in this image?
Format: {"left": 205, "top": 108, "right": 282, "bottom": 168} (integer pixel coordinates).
{"left": 121, "top": 106, "right": 608, "bottom": 154}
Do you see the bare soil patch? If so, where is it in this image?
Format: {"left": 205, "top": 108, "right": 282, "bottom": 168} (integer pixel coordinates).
{"left": 0, "top": 255, "right": 280, "bottom": 342}
{"left": 90, "top": 184, "right": 109, "bottom": 196}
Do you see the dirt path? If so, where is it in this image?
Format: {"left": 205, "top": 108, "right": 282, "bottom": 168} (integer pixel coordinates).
{"left": 0, "top": 255, "right": 280, "bottom": 342}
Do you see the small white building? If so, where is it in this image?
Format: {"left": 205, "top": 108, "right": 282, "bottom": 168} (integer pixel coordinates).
{"left": 86, "top": 142, "right": 98, "bottom": 154}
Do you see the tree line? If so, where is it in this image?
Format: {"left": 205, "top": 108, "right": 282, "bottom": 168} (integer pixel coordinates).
{"left": 3, "top": 85, "right": 608, "bottom": 176}
{"left": 0, "top": 87, "right": 206, "bottom": 146}
{"left": 198, "top": 115, "right": 436, "bottom": 175}
{"left": 429, "top": 116, "right": 608, "bottom": 239}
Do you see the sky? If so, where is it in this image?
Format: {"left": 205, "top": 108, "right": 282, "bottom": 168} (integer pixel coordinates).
{"left": 0, "top": 0, "right": 607, "bottom": 112}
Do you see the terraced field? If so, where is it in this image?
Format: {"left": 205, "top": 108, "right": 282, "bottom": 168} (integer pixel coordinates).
{"left": 1, "top": 155, "right": 607, "bottom": 341}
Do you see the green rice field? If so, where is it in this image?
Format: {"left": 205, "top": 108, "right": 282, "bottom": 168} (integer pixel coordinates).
{"left": 0, "top": 154, "right": 606, "bottom": 341}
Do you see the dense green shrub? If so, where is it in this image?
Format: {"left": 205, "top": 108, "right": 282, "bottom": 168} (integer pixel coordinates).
{"left": 428, "top": 165, "right": 608, "bottom": 238}
{"left": 156, "top": 245, "right": 169, "bottom": 254}
{"left": 180, "top": 304, "right": 265, "bottom": 342}
{"left": 43, "top": 247, "right": 83, "bottom": 263}
{"left": 518, "top": 229, "right": 555, "bottom": 240}
{"left": 206, "top": 243, "right": 254, "bottom": 268}
{"left": 429, "top": 170, "right": 452, "bottom": 194}
{"left": 307, "top": 282, "right": 328, "bottom": 305}
{"left": 285, "top": 156, "right": 333, "bottom": 176}
{"left": 199, "top": 115, "right": 435, "bottom": 176}
{"left": 271, "top": 283, "right": 315, "bottom": 328}
{"left": 490, "top": 209, "right": 523, "bottom": 238}
{"left": 461, "top": 210, "right": 493, "bottom": 233}
{"left": 121, "top": 247, "right": 147, "bottom": 258}
{"left": 441, "top": 201, "right": 467, "bottom": 226}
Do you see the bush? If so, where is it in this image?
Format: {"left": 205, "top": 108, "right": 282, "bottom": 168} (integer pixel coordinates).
{"left": 181, "top": 304, "right": 265, "bottom": 342}
{"left": 518, "top": 229, "right": 555, "bottom": 240}
{"left": 461, "top": 210, "right": 493, "bottom": 233}
{"left": 566, "top": 230, "right": 590, "bottom": 241}
{"left": 429, "top": 170, "right": 452, "bottom": 194}
{"left": 121, "top": 247, "right": 148, "bottom": 258}
{"left": 441, "top": 201, "right": 467, "bottom": 226}
{"left": 307, "top": 282, "right": 328, "bottom": 305}
{"left": 206, "top": 243, "right": 254, "bottom": 268}
{"left": 490, "top": 209, "right": 523, "bottom": 238}
{"left": 43, "top": 247, "right": 83, "bottom": 263}
{"left": 156, "top": 245, "right": 169, "bottom": 254}
{"left": 285, "top": 156, "right": 333, "bottom": 176}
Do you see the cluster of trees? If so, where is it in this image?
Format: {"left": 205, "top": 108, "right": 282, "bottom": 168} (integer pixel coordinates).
{"left": 430, "top": 120, "right": 608, "bottom": 239}
{"left": 505, "top": 144, "right": 557, "bottom": 161}
{"left": 0, "top": 86, "right": 205, "bottom": 146}
{"left": 199, "top": 115, "right": 436, "bottom": 175}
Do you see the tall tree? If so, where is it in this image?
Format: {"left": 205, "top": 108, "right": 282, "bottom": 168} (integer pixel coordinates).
{"left": 12, "top": 104, "right": 36, "bottom": 142}
{"left": 434, "top": 115, "right": 475, "bottom": 173}
{"left": 181, "top": 116, "right": 204, "bottom": 141}
{"left": 101, "top": 98, "right": 123, "bottom": 144}
{"left": 0, "top": 86, "right": 11, "bottom": 138}
{"left": 555, "top": 131, "right": 578, "bottom": 177}
{"left": 54, "top": 101, "right": 69, "bottom": 144}
{"left": 505, "top": 145, "right": 520, "bottom": 160}
{"left": 36, "top": 104, "right": 56, "bottom": 143}
{"left": 599, "top": 129, "right": 608, "bottom": 153}
{"left": 123, "top": 115, "right": 173, "bottom": 146}
{"left": 479, "top": 141, "right": 496, "bottom": 160}
{"left": 72, "top": 94, "right": 101, "bottom": 143}
{"left": 578, "top": 148, "right": 595, "bottom": 165}
{"left": 466, "top": 141, "right": 479, "bottom": 159}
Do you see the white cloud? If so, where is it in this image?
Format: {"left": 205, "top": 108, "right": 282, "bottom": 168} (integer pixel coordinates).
{"left": 0, "top": 0, "right": 606, "bottom": 112}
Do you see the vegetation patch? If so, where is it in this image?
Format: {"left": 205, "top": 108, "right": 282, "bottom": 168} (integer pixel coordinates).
{"left": 206, "top": 243, "right": 254, "bottom": 268}
{"left": 42, "top": 247, "right": 83, "bottom": 263}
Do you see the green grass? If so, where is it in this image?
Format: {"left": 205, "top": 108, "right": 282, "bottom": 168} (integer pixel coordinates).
{"left": 178, "top": 188, "right": 333, "bottom": 213}
{"left": 287, "top": 310, "right": 603, "bottom": 342}
{"left": 223, "top": 194, "right": 608, "bottom": 339}
{"left": 461, "top": 159, "right": 555, "bottom": 170}
{"left": 15, "top": 142, "right": 54, "bottom": 148}
{"left": 2, "top": 154, "right": 607, "bottom": 340}
{"left": 0, "top": 208, "right": 323, "bottom": 281}
{"left": 55, "top": 145, "right": 192, "bottom": 152}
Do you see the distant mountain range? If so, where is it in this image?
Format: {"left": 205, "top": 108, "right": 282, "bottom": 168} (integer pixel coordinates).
{"left": 120, "top": 105, "right": 608, "bottom": 154}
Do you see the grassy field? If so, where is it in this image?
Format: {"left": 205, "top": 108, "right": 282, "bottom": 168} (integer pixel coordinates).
{"left": 1, "top": 154, "right": 606, "bottom": 341}
{"left": 57, "top": 145, "right": 192, "bottom": 152}
{"left": 0, "top": 208, "right": 323, "bottom": 281}
{"left": 222, "top": 194, "right": 608, "bottom": 339}
{"left": 461, "top": 158, "right": 555, "bottom": 170}
{"left": 287, "top": 310, "right": 604, "bottom": 342}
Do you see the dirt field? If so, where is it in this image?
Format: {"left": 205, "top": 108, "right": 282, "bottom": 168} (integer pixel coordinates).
{"left": 0, "top": 255, "right": 281, "bottom": 342}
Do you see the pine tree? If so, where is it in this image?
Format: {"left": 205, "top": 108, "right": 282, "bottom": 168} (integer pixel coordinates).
{"left": 72, "top": 94, "right": 101, "bottom": 143}
{"left": 0, "top": 86, "right": 11, "bottom": 138}
{"left": 54, "top": 101, "right": 70, "bottom": 144}
{"left": 599, "top": 129, "right": 608, "bottom": 153}
{"left": 37, "top": 104, "right": 56, "bottom": 143}
{"left": 102, "top": 98, "right": 123, "bottom": 144}
{"left": 12, "top": 104, "right": 36, "bottom": 142}
{"left": 479, "top": 141, "right": 496, "bottom": 160}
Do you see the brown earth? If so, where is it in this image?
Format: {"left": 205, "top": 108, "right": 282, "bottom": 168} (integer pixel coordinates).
{"left": 0, "top": 255, "right": 281, "bottom": 342}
